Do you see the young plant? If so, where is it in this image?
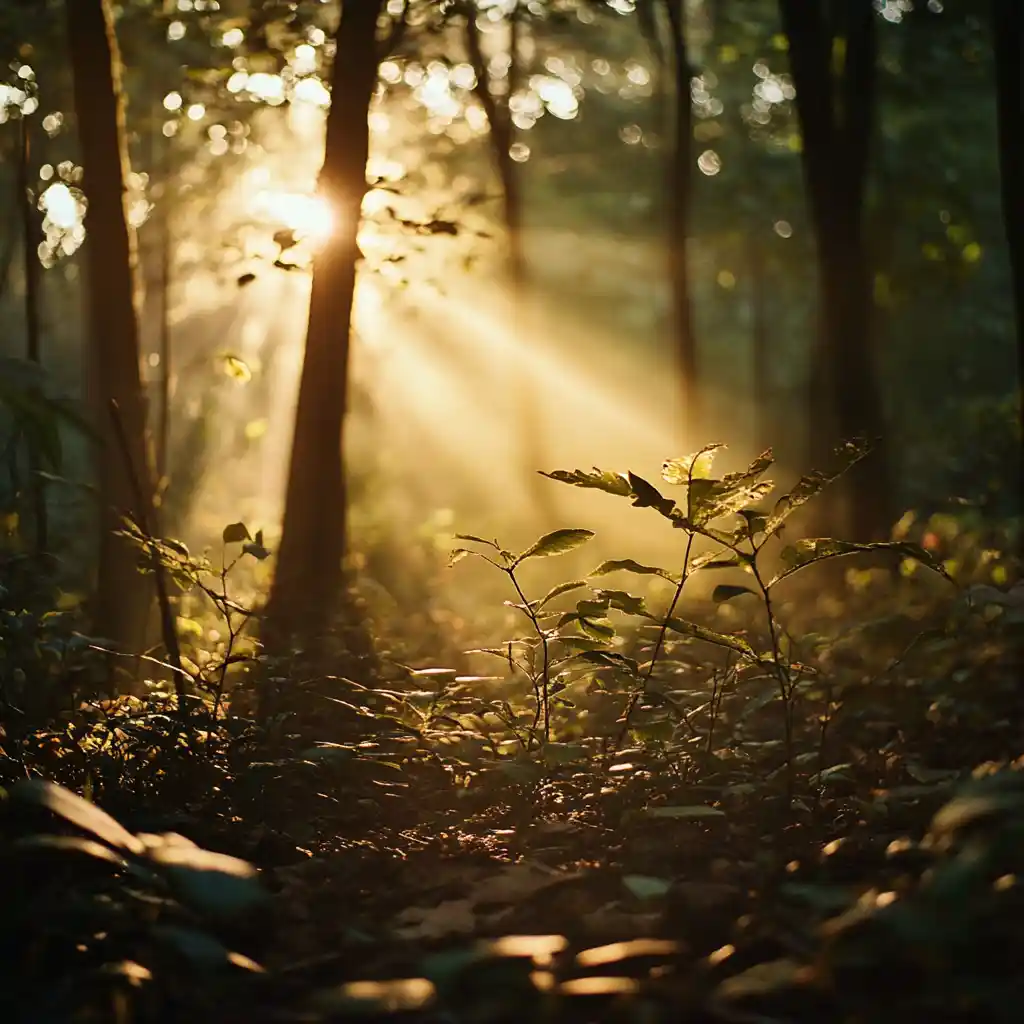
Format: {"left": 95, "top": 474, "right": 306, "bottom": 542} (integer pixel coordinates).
{"left": 449, "top": 528, "right": 595, "bottom": 749}
{"left": 114, "top": 519, "right": 270, "bottom": 727}
{"left": 452, "top": 441, "right": 953, "bottom": 798}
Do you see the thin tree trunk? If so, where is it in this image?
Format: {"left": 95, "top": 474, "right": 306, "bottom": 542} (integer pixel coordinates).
{"left": 17, "top": 115, "right": 47, "bottom": 555}
{"left": 67, "top": 0, "right": 155, "bottom": 651}
{"left": 664, "top": 0, "right": 699, "bottom": 442}
{"left": 156, "top": 191, "right": 173, "bottom": 485}
{"left": 779, "top": 0, "right": 890, "bottom": 541}
{"left": 990, "top": 0, "right": 1024, "bottom": 526}
{"left": 465, "top": 3, "right": 553, "bottom": 519}
{"left": 263, "top": 0, "right": 384, "bottom": 651}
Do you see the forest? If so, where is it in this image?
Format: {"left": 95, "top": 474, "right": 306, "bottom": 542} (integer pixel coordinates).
{"left": 1, "top": 0, "right": 1023, "bottom": 1020}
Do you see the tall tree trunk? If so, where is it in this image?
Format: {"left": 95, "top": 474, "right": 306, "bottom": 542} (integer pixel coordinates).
{"left": 263, "top": 0, "right": 384, "bottom": 651}
{"left": 17, "top": 115, "right": 47, "bottom": 555}
{"left": 663, "top": 0, "right": 699, "bottom": 443}
{"left": 990, "top": 0, "right": 1024, "bottom": 527}
{"left": 67, "top": 0, "right": 155, "bottom": 651}
{"left": 464, "top": 3, "right": 554, "bottom": 520}
{"left": 779, "top": 0, "right": 890, "bottom": 541}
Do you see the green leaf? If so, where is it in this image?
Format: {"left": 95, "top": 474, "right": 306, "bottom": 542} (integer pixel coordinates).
{"left": 576, "top": 598, "right": 611, "bottom": 617}
{"left": 687, "top": 451, "right": 775, "bottom": 526}
{"left": 515, "top": 529, "right": 594, "bottom": 565}
{"left": 577, "top": 650, "right": 639, "bottom": 673}
{"left": 767, "top": 538, "right": 954, "bottom": 588}
{"left": 642, "top": 805, "right": 726, "bottom": 820}
{"left": 589, "top": 559, "right": 677, "bottom": 582}
{"left": 627, "top": 473, "right": 676, "bottom": 517}
{"left": 448, "top": 548, "right": 473, "bottom": 567}
{"left": 661, "top": 444, "right": 725, "bottom": 484}
{"left": 12, "top": 779, "right": 144, "bottom": 855}
{"left": 534, "top": 580, "right": 588, "bottom": 610}
{"left": 592, "top": 589, "right": 649, "bottom": 616}
{"left": 558, "top": 635, "right": 611, "bottom": 652}
{"left": 712, "top": 584, "right": 757, "bottom": 603}
{"left": 690, "top": 550, "right": 745, "bottom": 572}
{"left": 580, "top": 618, "right": 616, "bottom": 640}
{"left": 454, "top": 533, "right": 500, "bottom": 550}
{"left": 539, "top": 468, "right": 632, "bottom": 497}
{"left": 665, "top": 618, "right": 757, "bottom": 660}
{"left": 222, "top": 522, "right": 251, "bottom": 545}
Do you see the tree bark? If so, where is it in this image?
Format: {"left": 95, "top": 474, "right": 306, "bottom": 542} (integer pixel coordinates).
{"left": 663, "top": 0, "right": 699, "bottom": 443}
{"left": 263, "top": 0, "right": 384, "bottom": 651}
{"left": 67, "top": 0, "right": 155, "bottom": 651}
{"left": 779, "top": 0, "right": 891, "bottom": 541}
{"left": 990, "top": 0, "right": 1024, "bottom": 523}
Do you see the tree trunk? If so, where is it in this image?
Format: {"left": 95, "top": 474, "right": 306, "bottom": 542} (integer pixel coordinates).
{"left": 663, "top": 0, "right": 699, "bottom": 443}
{"left": 67, "top": 0, "right": 155, "bottom": 651}
{"left": 464, "top": 3, "right": 555, "bottom": 520}
{"left": 17, "top": 115, "right": 47, "bottom": 555}
{"left": 263, "top": 0, "right": 384, "bottom": 651}
{"left": 990, "top": 0, "right": 1024, "bottom": 526}
{"left": 779, "top": 0, "right": 891, "bottom": 541}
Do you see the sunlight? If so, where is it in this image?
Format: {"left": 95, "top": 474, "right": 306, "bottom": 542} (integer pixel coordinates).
{"left": 251, "top": 188, "right": 335, "bottom": 249}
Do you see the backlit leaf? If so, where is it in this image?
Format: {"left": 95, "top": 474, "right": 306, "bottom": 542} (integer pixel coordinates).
{"left": 589, "top": 559, "right": 677, "bottom": 581}
{"left": 539, "top": 468, "right": 632, "bottom": 497}
{"left": 534, "top": 580, "right": 588, "bottom": 610}
{"left": 662, "top": 444, "right": 725, "bottom": 484}
{"left": 515, "top": 529, "right": 594, "bottom": 565}
{"left": 712, "top": 584, "right": 757, "bottom": 603}
{"left": 768, "top": 538, "right": 954, "bottom": 588}
{"left": 764, "top": 440, "right": 871, "bottom": 536}
{"left": 665, "top": 618, "right": 757, "bottom": 660}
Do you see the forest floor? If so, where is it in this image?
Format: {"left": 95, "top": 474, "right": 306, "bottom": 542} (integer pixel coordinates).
{"left": 4, "top": 530, "right": 1024, "bottom": 1022}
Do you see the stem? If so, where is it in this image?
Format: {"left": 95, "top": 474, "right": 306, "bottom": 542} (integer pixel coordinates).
{"left": 508, "top": 567, "right": 550, "bottom": 745}
{"left": 108, "top": 399, "right": 186, "bottom": 716}
{"left": 613, "top": 530, "right": 696, "bottom": 751}
{"left": 752, "top": 562, "right": 794, "bottom": 799}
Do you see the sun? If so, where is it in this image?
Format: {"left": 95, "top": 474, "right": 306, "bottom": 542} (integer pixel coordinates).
{"left": 251, "top": 188, "right": 335, "bottom": 250}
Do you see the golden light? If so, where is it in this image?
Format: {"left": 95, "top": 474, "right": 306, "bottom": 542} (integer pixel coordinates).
{"left": 252, "top": 188, "right": 335, "bottom": 249}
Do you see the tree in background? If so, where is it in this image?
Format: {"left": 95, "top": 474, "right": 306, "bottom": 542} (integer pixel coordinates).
{"left": 642, "top": 0, "right": 698, "bottom": 441}
{"left": 66, "top": 0, "right": 155, "bottom": 651}
{"left": 990, "top": 0, "right": 1023, "bottom": 519}
{"left": 263, "top": 0, "right": 387, "bottom": 652}
{"left": 778, "top": 0, "right": 890, "bottom": 541}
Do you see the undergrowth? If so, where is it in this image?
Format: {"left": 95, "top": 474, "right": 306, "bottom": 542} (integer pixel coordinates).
{"left": 1, "top": 440, "right": 1022, "bottom": 1023}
